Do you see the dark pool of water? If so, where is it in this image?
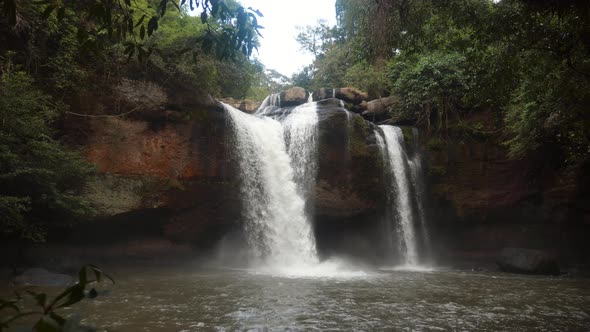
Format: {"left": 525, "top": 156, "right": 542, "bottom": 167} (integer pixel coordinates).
{"left": 3, "top": 266, "right": 590, "bottom": 331}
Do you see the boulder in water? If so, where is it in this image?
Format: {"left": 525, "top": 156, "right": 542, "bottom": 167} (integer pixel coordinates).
{"left": 280, "top": 87, "right": 309, "bottom": 107}
{"left": 496, "top": 248, "right": 560, "bottom": 275}
{"left": 13, "top": 268, "right": 73, "bottom": 286}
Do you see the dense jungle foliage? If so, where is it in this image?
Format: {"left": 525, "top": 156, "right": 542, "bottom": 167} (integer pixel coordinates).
{"left": 0, "top": 0, "right": 283, "bottom": 243}
{"left": 294, "top": 0, "right": 590, "bottom": 165}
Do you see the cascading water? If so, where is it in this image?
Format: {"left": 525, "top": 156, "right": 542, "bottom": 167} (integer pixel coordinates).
{"left": 376, "top": 125, "right": 421, "bottom": 267}
{"left": 257, "top": 93, "right": 281, "bottom": 115}
{"left": 408, "top": 128, "right": 431, "bottom": 259}
{"left": 224, "top": 91, "right": 430, "bottom": 273}
{"left": 224, "top": 103, "right": 318, "bottom": 268}
{"left": 282, "top": 103, "right": 319, "bottom": 207}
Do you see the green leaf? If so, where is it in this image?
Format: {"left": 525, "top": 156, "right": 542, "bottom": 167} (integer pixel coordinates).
{"left": 124, "top": 44, "right": 135, "bottom": 55}
{"left": 128, "top": 16, "right": 134, "bottom": 34}
{"left": 27, "top": 291, "right": 47, "bottom": 309}
{"left": 76, "top": 27, "right": 88, "bottom": 43}
{"left": 48, "top": 312, "right": 65, "bottom": 326}
{"left": 56, "top": 7, "right": 65, "bottom": 21}
{"left": 55, "top": 285, "right": 85, "bottom": 309}
{"left": 147, "top": 16, "right": 159, "bottom": 36}
{"left": 248, "top": 7, "right": 263, "bottom": 17}
{"left": 135, "top": 14, "right": 146, "bottom": 27}
{"left": 126, "top": 46, "right": 136, "bottom": 62}
{"left": 41, "top": 5, "right": 55, "bottom": 19}
{"left": 78, "top": 266, "right": 87, "bottom": 285}
{"left": 159, "top": 0, "right": 168, "bottom": 16}
{"left": 33, "top": 315, "right": 61, "bottom": 332}
{"left": 2, "top": 311, "right": 39, "bottom": 326}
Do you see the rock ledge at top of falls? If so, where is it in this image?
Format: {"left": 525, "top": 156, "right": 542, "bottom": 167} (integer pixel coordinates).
{"left": 496, "top": 247, "right": 560, "bottom": 275}
{"left": 362, "top": 96, "right": 401, "bottom": 122}
{"left": 218, "top": 97, "right": 260, "bottom": 114}
{"left": 279, "top": 87, "right": 310, "bottom": 107}
{"left": 312, "top": 87, "right": 368, "bottom": 105}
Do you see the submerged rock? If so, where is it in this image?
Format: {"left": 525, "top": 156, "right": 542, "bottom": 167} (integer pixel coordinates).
{"left": 13, "top": 268, "right": 73, "bottom": 287}
{"left": 496, "top": 248, "right": 560, "bottom": 275}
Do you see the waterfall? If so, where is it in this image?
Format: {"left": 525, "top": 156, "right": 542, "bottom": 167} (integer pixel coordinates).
{"left": 408, "top": 128, "right": 431, "bottom": 260}
{"left": 343, "top": 109, "right": 353, "bottom": 162}
{"left": 282, "top": 103, "right": 319, "bottom": 208}
{"left": 375, "top": 125, "right": 419, "bottom": 266}
{"left": 224, "top": 103, "right": 318, "bottom": 268}
{"left": 257, "top": 93, "right": 281, "bottom": 115}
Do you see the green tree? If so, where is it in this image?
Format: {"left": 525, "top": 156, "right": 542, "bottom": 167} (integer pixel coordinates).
{"left": 0, "top": 0, "right": 263, "bottom": 61}
{"left": 0, "top": 64, "right": 95, "bottom": 243}
{"left": 391, "top": 52, "right": 471, "bottom": 132}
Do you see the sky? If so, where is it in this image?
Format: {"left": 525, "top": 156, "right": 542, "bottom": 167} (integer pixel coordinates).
{"left": 239, "top": 0, "right": 337, "bottom": 77}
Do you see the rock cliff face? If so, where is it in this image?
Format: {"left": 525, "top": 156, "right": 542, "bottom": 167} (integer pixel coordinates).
{"left": 58, "top": 81, "right": 241, "bottom": 260}
{"left": 420, "top": 110, "right": 590, "bottom": 265}
{"left": 64, "top": 88, "right": 389, "bottom": 262}
{"left": 312, "top": 100, "right": 387, "bottom": 261}
{"left": 57, "top": 83, "right": 589, "bottom": 268}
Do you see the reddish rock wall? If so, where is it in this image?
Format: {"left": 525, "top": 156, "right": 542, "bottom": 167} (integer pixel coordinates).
{"left": 422, "top": 110, "right": 589, "bottom": 265}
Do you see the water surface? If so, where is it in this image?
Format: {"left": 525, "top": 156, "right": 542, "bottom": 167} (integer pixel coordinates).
{"left": 41, "top": 267, "right": 590, "bottom": 331}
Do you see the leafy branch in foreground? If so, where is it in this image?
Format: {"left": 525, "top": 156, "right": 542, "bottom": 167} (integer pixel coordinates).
{"left": 0, "top": 265, "right": 114, "bottom": 332}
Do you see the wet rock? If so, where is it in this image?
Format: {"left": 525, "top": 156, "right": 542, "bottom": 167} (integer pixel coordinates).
{"left": 349, "top": 100, "right": 368, "bottom": 114}
{"left": 496, "top": 248, "right": 560, "bottom": 275}
{"left": 280, "top": 87, "right": 309, "bottom": 107}
{"left": 362, "top": 96, "right": 400, "bottom": 121}
{"left": 218, "top": 97, "right": 260, "bottom": 113}
{"left": 312, "top": 88, "right": 335, "bottom": 101}
{"left": 313, "top": 87, "right": 368, "bottom": 105}
{"left": 336, "top": 87, "right": 368, "bottom": 105}
{"left": 13, "top": 268, "right": 73, "bottom": 287}
{"left": 314, "top": 102, "right": 385, "bottom": 219}
{"left": 316, "top": 98, "right": 344, "bottom": 109}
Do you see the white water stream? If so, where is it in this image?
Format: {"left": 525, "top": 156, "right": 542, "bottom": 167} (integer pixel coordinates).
{"left": 376, "top": 125, "right": 419, "bottom": 266}
{"left": 224, "top": 103, "right": 318, "bottom": 269}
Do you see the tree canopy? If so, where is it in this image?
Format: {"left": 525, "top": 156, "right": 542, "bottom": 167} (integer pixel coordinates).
{"left": 295, "top": 0, "right": 590, "bottom": 165}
